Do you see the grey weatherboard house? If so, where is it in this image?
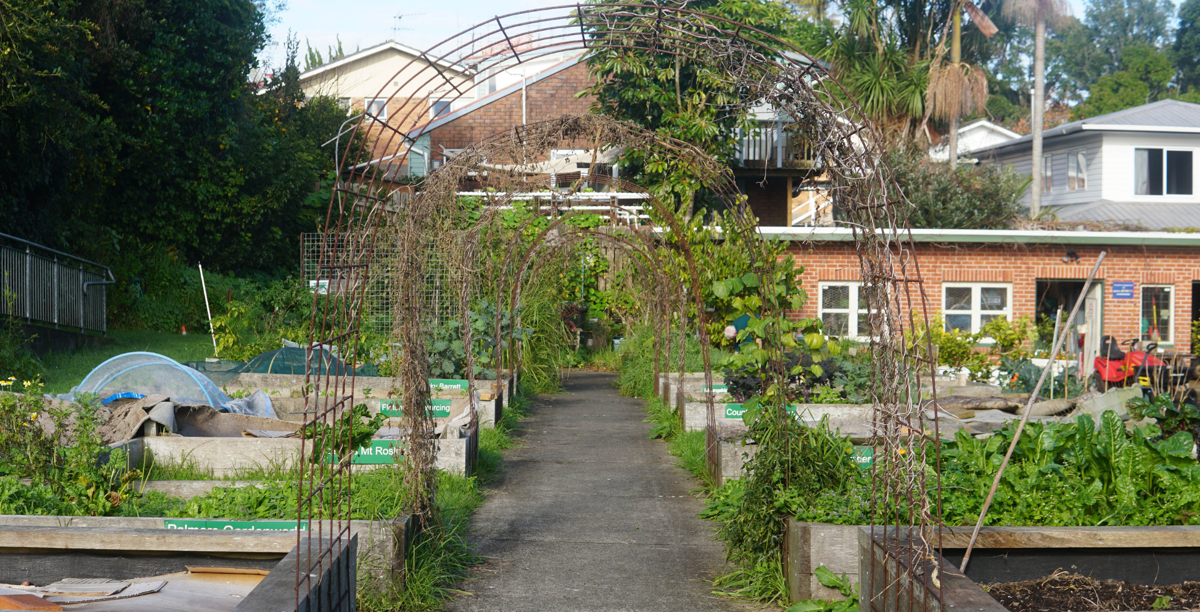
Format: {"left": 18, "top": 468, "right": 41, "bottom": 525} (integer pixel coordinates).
{"left": 974, "top": 99, "right": 1200, "bottom": 230}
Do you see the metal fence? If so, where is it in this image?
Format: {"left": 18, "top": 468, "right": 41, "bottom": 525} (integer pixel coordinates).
{"left": 0, "top": 233, "right": 112, "bottom": 335}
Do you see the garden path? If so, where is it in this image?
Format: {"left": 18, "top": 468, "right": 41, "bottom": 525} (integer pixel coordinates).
{"left": 446, "top": 370, "right": 748, "bottom": 612}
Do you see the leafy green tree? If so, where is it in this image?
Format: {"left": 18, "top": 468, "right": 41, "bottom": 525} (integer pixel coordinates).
{"left": 581, "top": 0, "right": 798, "bottom": 211}
{"left": 812, "top": 0, "right": 930, "bottom": 134}
{"left": 1, "top": 0, "right": 351, "bottom": 279}
{"left": 1085, "top": 0, "right": 1176, "bottom": 69}
{"left": 1076, "top": 43, "right": 1175, "bottom": 117}
{"left": 1175, "top": 0, "right": 1200, "bottom": 92}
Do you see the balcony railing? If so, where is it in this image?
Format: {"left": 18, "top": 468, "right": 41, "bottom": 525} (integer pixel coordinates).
{"left": 735, "top": 121, "right": 816, "bottom": 170}
{"left": 0, "top": 233, "right": 112, "bottom": 334}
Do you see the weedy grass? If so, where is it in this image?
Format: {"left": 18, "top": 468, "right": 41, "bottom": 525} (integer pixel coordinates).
{"left": 40, "top": 329, "right": 215, "bottom": 394}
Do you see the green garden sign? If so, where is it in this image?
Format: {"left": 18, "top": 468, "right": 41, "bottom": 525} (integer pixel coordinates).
{"left": 164, "top": 519, "right": 307, "bottom": 532}
{"left": 851, "top": 446, "right": 874, "bottom": 469}
{"left": 723, "top": 404, "right": 797, "bottom": 419}
{"left": 429, "top": 379, "right": 469, "bottom": 390}
{"left": 379, "top": 398, "right": 452, "bottom": 418}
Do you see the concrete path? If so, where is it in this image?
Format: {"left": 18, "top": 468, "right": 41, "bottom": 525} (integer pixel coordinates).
{"left": 447, "top": 370, "right": 750, "bottom": 612}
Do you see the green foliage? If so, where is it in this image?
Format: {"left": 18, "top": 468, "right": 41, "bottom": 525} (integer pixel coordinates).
{"left": 303, "top": 404, "right": 385, "bottom": 463}
{"left": 209, "top": 278, "right": 314, "bottom": 360}
{"left": 784, "top": 568, "right": 859, "bottom": 612}
{"left": 999, "top": 356, "right": 1085, "bottom": 397}
{"left": 1176, "top": 0, "right": 1200, "bottom": 93}
{"left": 914, "top": 314, "right": 992, "bottom": 382}
{"left": 939, "top": 413, "right": 1200, "bottom": 526}
{"left": 0, "top": 302, "right": 43, "bottom": 382}
{"left": 582, "top": 0, "right": 799, "bottom": 205}
{"left": 427, "top": 300, "right": 530, "bottom": 380}
{"left": 809, "top": 5, "right": 929, "bottom": 128}
{"left": 886, "top": 144, "right": 1027, "bottom": 230}
{"left": 1129, "top": 394, "right": 1200, "bottom": 442}
{"left": 0, "top": 389, "right": 138, "bottom": 516}
{"left": 1076, "top": 44, "right": 1176, "bottom": 118}
{"left": 2, "top": 0, "right": 354, "bottom": 298}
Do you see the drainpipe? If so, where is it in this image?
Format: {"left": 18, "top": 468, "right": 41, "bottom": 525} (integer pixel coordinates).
{"left": 522, "top": 75, "right": 527, "bottom": 125}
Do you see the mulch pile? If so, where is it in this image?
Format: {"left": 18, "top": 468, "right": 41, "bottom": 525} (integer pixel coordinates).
{"left": 984, "top": 570, "right": 1200, "bottom": 611}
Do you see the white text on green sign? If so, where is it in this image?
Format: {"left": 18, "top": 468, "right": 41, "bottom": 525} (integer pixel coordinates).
{"left": 163, "top": 519, "right": 308, "bottom": 532}
{"left": 724, "top": 404, "right": 797, "bottom": 419}
{"left": 379, "top": 398, "right": 452, "bottom": 418}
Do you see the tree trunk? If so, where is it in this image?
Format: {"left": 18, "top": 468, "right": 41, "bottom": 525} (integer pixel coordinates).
{"left": 949, "top": 9, "right": 962, "bottom": 170}
{"left": 1030, "top": 15, "right": 1046, "bottom": 218}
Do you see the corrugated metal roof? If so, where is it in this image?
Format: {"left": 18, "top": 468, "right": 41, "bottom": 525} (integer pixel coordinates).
{"left": 974, "top": 100, "right": 1200, "bottom": 156}
{"left": 1046, "top": 200, "right": 1200, "bottom": 230}
{"left": 755, "top": 226, "right": 1200, "bottom": 246}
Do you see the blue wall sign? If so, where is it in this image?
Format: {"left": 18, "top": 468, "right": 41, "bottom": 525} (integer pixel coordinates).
{"left": 1113, "top": 282, "right": 1135, "bottom": 299}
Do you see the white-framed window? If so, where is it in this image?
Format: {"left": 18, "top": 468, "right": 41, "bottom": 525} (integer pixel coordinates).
{"left": 1042, "top": 155, "right": 1053, "bottom": 192}
{"left": 337, "top": 97, "right": 352, "bottom": 111}
{"left": 819, "top": 282, "right": 883, "bottom": 339}
{"left": 1136, "top": 148, "right": 1193, "bottom": 195}
{"left": 1140, "top": 284, "right": 1174, "bottom": 344}
{"left": 430, "top": 100, "right": 451, "bottom": 119}
{"left": 365, "top": 98, "right": 388, "bottom": 120}
{"left": 1068, "top": 150, "right": 1087, "bottom": 191}
{"left": 943, "top": 283, "right": 1011, "bottom": 335}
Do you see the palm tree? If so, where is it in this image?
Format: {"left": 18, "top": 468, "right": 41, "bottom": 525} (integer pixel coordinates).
{"left": 1004, "top": 0, "right": 1068, "bottom": 217}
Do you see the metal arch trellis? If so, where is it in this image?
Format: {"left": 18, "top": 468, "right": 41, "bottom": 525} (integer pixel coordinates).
{"left": 304, "top": 5, "right": 945, "bottom": 611}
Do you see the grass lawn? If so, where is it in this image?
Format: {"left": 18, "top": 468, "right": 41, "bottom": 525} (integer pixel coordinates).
{"left": 40, "top": 329, "right": 216, "bottom": 395}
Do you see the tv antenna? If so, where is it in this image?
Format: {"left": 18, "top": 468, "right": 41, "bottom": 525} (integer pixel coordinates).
{"left": 392, "top": 13, "right": 425, "bottom": 38}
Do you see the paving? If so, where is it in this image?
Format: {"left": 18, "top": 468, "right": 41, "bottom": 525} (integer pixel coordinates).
{"left": 447, "top": 370, "right": 750, "bottom": 612}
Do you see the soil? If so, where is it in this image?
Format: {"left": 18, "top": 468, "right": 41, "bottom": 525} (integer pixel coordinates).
{"left": 984, "top": 570, "right": 1200, "bottom": 611}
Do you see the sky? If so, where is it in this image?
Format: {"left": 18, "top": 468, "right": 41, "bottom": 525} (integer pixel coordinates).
{"left": 263, "top": 0, "right": 577, "bottom": 69}
{"left": 261, "top": 0, "right": 1147, "bottom": 70}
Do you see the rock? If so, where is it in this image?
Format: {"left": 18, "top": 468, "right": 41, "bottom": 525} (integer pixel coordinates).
{"left": 1017, "top": 398, "right": 1076, "bottom": 417}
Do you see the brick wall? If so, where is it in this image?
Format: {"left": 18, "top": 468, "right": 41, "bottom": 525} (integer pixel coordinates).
{"left": 786, "top": 241, "right": 1199, "bottom": 353}
{"left": 429, "top": 63, "right": 595, "bottom": 156}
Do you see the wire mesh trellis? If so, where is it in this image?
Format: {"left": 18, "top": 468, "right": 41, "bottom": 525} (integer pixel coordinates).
{"left": 303, "top": 232, "right": 462, "bottom": 333}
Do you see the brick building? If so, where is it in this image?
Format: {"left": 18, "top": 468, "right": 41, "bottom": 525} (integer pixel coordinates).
{"left": 765, "top": 227, "right": 1200, "bottom": 363}
{"left": 404, "top": 54, "right": 594, "bottom": 175}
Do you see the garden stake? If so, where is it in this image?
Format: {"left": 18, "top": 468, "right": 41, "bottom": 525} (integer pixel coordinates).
{"left": 959, "top": 251, "right": 1105, "bottom": 573}
{"left": 199, "top": 263, "right": 218, "bottom": 357}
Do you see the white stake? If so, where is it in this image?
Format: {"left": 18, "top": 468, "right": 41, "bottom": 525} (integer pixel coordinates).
{"left": 199, "top": 263, "right": 218, "bottom": 357}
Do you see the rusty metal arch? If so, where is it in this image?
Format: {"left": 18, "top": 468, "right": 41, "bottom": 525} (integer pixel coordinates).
{"left": 303, "top": 7, "right": 944, "bottom": 611}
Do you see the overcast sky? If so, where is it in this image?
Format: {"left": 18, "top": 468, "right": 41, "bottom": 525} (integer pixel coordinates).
{"left": 261, "top": 0, "right": 1137, "bottom": 70}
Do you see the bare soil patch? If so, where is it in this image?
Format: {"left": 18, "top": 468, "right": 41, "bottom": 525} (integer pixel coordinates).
{"left": 984, "top": 570, "right": 1200, "bottom": 611}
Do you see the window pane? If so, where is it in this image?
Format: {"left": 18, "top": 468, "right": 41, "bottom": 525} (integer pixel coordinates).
{"left": 823, "top": 313, "right": 849, "bottom": 336}
{"left": 857, "top": 312, "right": 869, "bottom": 336}
{"left": 945, "top": 314, "right": 972, "bottom": 333}
{"left": 1068, "top": 153, "right": 1078, "bottom": 190}
{"left": 945, "top": 287, "right": 972, "bottom": 311}
{"left": 980, "top": 287, "right": 1007, "bottom": 311}
{"left": 1077, "top": 152, "right": 1087, "bottom": 190}
{"left": 1042, "top": 156, "right": 1053, "bottom": 192}
{"left": 1167, "top": 150, "right": 1193, "bottom": 195}
{"left": 1141, "top": 286, "right": 1172, "bottom": 342}
{"left": 980, "top": 314, "right": 1003, "bottom": 327}
{"left": 822, "top": 285, "right": 850, "bottom": 310}
{"left": 1136, "top": 148, "right": 1165, "bottom": 195}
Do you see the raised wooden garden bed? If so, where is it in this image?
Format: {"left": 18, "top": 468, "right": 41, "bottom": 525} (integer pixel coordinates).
{"left": 785, "top": 520, "right": 1200, "bottom": 605}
